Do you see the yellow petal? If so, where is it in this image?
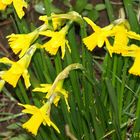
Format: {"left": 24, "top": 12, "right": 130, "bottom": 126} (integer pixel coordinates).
{"left": 0, "top": 57, "right": 15, "bottom": 65}
{"left": 129, "top": 54, "right": 140, "bottom": 76}
{"left": 53, "top": 96, "right": 60, "bottom": 106}
{"left": 43, "top": 116, "right": 60, "bottom": 133}
{"left": 103, "top": 24, "right": 114, "bottom": 31}
{"left": 127, "top": 31, "right": 140, "bottom": 40}
{"left": 39, "top": 15, "right": 48, "bottom": 24}
{"left": 39, "top": 30, "right": 56, "bottom": 37}
{"left": 39, "top": 14, "right": 65, "bottom": 30}
{"left": 105, "top": 39, "right": 113, "bottom": 57}
{"left": 83, "top": 17, "right": 100, "bottom": 31}
{"left": 2, "top": 0, "right": 12, "bottom": 4}
{"left": 97, "top": 36, "right": 105, "bottom": 47}
{"left": 18, "top": 103, "right": 39, "bottom": 114}
{"left": 66, "top": 40, "right": 71, "bottom": 53}
{"left": 13, "top": 0, "right": 27, "bottom": 19}
{"left": 61, "top": 43, "right": 66, "bottom": 59}
{"left": 22, "top": 69, "right": 30, "bottom": 88}
{"left": 33, "top": 84, "right": 52, "bottom": 93}
{"left": 49, "top": 121, "right": 60, "bottom": 133}
{"left": 0, "top": 1, "right": 7, "bottom": 10}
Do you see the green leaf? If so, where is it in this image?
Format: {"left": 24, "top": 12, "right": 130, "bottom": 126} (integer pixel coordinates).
{"left": 95, "top": 3, "right": 106, "bottom": 11}
{"left": 10, "top": 134, "right": 30, "bottom": 140}
{"left": 87, "top": 8, "right": 99, "bottom": 22}
{"left": 74, "top": 0, "right": 88, "bottom": 13}
{"left": 7, "top": 123, "right": 21, "bottom": 130}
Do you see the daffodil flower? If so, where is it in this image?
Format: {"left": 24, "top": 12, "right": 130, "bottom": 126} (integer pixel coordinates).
{"left": 83, "top": 17, "right": 113, "bottom": 51}
{"left": 129, "top": 53, "right": 140, "bottom": 76}
{"left": 33, "top": 80, "right": 70, "bottom": 111}
{"left": 39, "top": 24, "right": 71, "bottom": 59}
{"left": 118, "top": 44, "right": 140, "bottom": 76}
{"left": 39, "top": 13, "right": 65, "bottom": 30}
{"left": 0, "top": 44, "right": 37, "bottom": 88}
{"left": 40, "top": 11, "right": 83, "bottom": 27}
{"left": 109, "top": 24, "right": 140, "bottom": 55}
{"left": 18, "top": 102, "right": 60, "bottom": 135}
{"left": 7, "top": 30, "right": 38, "bottom": 58}
{"left": 0, "top": 0, "right": 27, "bottom": 19}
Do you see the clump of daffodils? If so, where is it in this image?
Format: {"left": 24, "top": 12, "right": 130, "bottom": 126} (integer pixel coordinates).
{"left": 82, "top": 17, "right": 140, "bottom": 76}
{"left": 1, "top": 9, "right": 140, "bottom": 136}
{"left": 19, "top": 63, "right": 83, "bottom": 135}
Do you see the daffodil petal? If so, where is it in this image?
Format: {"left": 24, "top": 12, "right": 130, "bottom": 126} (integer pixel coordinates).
{"left": 83, "top": 17, "right": 100, "bottom": 31}
{"left": 127, "top": 31, "right": 140, "bottom": 40}
{"left": 129, "top": 54, "right": 140, "bottom": 76}
{"left": 18, "top": 103, "right": 39, "bottom": 114}
{"left": 0, "top": 57, "right": 15, "bottom": 65}
{"left": 39, "top": 30, "right": 56, "bottom": 37}
{"left": 2, "top": 0, "right": 12, "bottom": 4}
{"left": 0, "top": 1, "right": 7, "bottom": 10}
{"left": 33, "top": 84, "right": 52, "bottom": 93}
{"left": 22, "top": 69, "right": 30, "bottom": 89}
{"left": 13, "top": 0, "right": 27, "bottom": 19}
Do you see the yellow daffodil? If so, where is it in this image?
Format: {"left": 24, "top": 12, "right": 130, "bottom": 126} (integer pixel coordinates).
{"left": 108, "top": 24, "right": 140, "bottom": 56}
{"left": 39, "top": 13, "right": 65, "bottom": 30}
{"left": 129, "top": 53, "right": 140, "bottom": 76}
{"left": 118, "top": 44, "right": 140, "bottom": 76}
{"left": 83, "top": 17, "right": 113, "bottom": 51}
{"left": 110, "top": 25, "right": 129, "bottom": 55}
{"left": 18, "top": 102, "right": 60, "bottom": 135}
{"left": 39, "top": 24, "right": 70, "bottom": 59}
{"left": 0, "top": 44, "right": 37, "bottom": 88}
{"left": 33, "top": 81, "right": 70, "bottom": 111}
{"left": 39, "top": 11, "right": 83, "bottom": 30}
{"left": 50, "top": 11, "right": 83, "bottom": 25}
{"left": 7, "top": 30, "right": 38, "bottom": 58}
{"left": 0, "top": 0, "right": 27, "bottom": 19}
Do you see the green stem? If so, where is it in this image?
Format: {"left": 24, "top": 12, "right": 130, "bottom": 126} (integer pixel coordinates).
{"left": 104, "top": 0, "right": 115, "bottom": 21}
{"left": 123, "top": 0, "right": 140, "bottom": 33}
{"left": 118, "top": 58, "right": 128, "bottom": 124}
